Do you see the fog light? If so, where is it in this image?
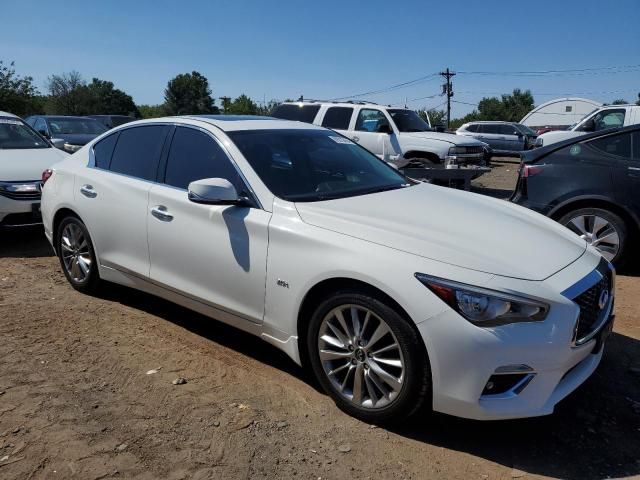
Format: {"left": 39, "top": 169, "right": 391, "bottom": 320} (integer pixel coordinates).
{"left": 482, "top": 373, "right": 534, "bottom": 396}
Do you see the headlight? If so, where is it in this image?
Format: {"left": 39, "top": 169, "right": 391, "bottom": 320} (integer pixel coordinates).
{"left": 64, "top": 143, "right": 82, "bottom": 153}
{"left": 0, "top": 182, "right": 40, "bottom": 193}
{"left": 448, "top": 146, "right": 468, "bottom": 155}
{"left": 415, "top": 273, "right": 549, "bottom": 326}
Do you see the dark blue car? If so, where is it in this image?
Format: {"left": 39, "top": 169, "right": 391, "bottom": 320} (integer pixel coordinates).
{"left": 25, "top": 115, "right": 108, "bottom": 153}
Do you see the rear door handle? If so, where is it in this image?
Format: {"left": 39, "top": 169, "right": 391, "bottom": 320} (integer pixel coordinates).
{"left": 80, "top": 184, "right": 97, "bottom": 198}
{"left": 351, "top": 136, "right": 360, "bottom": 142}
{"left": 150, "top": 205, "right": 173, "bottom": 222}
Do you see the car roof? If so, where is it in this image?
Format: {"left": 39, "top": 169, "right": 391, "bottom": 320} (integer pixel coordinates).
{"left": 119, "top": 115, "right": 327, "bottom": 132}
{"left": 37, "top": 115, "right": 100, "bottom": 121}
{"left": 0, "top": 111, "right": 19, "bottom": 118}
{"left": 279, "top": 101, "right": 406, "bottom": 110}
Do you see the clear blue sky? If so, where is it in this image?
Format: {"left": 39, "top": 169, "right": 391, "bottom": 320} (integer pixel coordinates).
{"left": 2, "top": 0, "right": 639, "bottom": 116}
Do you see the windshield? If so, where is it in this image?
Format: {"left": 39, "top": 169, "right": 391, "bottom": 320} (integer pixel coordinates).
{"left": 0, "top": 118, "right": 50, "bottom": 150}
{"left": 515, "top": 124, "right": 537, "bottom": 136}
{"left": 48, "top": 118, "right": 108, "bottom": 135}
{"left": 228, "top": 129, "right": 411, "bottom": 202}
{"left": 572, "top": 108, "right": 599, "bottom": 129}
{"left": 387, "top": 109, "right": 432, "bottom": 132}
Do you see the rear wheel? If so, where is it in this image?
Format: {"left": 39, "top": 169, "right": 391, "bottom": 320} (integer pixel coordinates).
{"left": 56, "top": 216, "right": 101, "bottom": 293}
{"left": 307, "top": 290, "right": 431, "bottom": 424}
{"left": 559, "top": 207, "right": 628, "bottom": 265}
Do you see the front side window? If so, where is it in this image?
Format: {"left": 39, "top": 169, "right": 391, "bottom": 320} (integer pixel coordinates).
{"left": 48, "top": 118, "right": 108, "bottom": 135}
{"left": 578, "top": 109, "right": 625, "bottom": 132}
{"left": 271, "top": 104, "right": 321, "bottom": 124}
{"left": 109, "top": 125, "right": 169, "bottom": 181}
{"left": 481, "top": 124, "right": 501, "bottom": 134}
{"left": 387, "top": 109, "right": 431, "bottom": 132}
{"left": 164, "top": 127, "right": 240, "bottom": 190}
{"left": 228, "top": 129, "right": 410, "bottom": 202}
{"left": 355, "top": 109, "right": 388, "bottom": 132}
{"left": 34, "top": 118, "right": 48, "bottom": 135}
{"left": 0, "top": 118, "right": 50, "bottom": 150}
{"left": 588, "top": 132, "right": 632, "bottom": 159}
{"left": 321, "top": 107, "right": 353, "bottom": 130}
{"left": 499, "top": 124, "right": 519, "bottom": 136}
{"left": 515, "top": 124, "right": 537, "bottom": 136}
{"left": 465, "top": 124, "right": 478, "bottom": 133}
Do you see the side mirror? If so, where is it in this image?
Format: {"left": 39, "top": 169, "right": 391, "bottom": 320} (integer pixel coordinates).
{"left": 187, "top": 178, "right": 248, "bottom": 206}
{"left": 580, "top": 119, "right": 595, "bottom": 132}
{"left": 377, "top": 123, "right": 393, "bottom": 134}
{"left": 50, "top": 138, "right": 66, "bottom": 149}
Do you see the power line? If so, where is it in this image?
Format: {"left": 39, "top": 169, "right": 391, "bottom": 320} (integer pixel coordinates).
{"left": 457, "top": 64, "right": 640, "bottom": 77}
{"left": 331, "top": 73, "right": 439, "bottom": 101}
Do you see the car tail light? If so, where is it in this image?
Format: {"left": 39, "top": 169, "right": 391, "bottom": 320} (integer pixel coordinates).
{"left": 41, "top": 169, "right": 53, "bottom": 185}
{"left": 522, "top": 164, "right": 544, "bottom": 178}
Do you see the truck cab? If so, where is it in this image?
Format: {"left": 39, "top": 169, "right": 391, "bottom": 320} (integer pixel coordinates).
{"left": 272, "top": 101, "right": 487, "bottom": 169}
{"left": 536, "top": 105, "right": 640, "bottom": 147}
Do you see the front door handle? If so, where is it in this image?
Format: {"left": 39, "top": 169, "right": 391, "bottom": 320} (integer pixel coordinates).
{"left": 352, "top": 135, "right": 360, "bottom": 142}
{"left": 150, "top": 205, "right": 173, "bottom": 222}
{"left": 80, "top": 184, "right": 97, "bottom": 198}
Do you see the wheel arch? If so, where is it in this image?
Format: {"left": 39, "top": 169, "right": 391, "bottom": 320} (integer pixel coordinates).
{"left": 52, "top": 207, "right": 85, "bottom": 254}
{"left": 549, "top": 196, "right": 640, "bottom": 236}
{"left": 296, "top": 277, "right": 429, "bottom": 370}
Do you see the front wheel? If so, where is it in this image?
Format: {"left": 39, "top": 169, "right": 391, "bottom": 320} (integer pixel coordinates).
{"left": 307, "top": 291, "right": 431, "bottom": 424}
{"left": 559, "top": 207, "right": 628, "bottom": 265}
{"left": 56, "top": 216, "right": 101, "bottom": 293}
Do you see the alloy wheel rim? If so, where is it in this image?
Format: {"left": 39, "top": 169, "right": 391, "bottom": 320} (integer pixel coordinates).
{"left": 60, "top": 223, "right": 92, "bottom": 282}
{"left": 565, "top": 214, "right": 620, "bottom": 262}
{"left": 317, "top": 304, "right": 405, "bottom": 409}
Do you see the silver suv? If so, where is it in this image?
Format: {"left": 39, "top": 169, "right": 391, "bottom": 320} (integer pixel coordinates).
{"left": 457, "top": 121, "right": 537, "bottom": 155}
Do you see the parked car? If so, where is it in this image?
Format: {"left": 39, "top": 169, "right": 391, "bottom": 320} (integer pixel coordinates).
{"left": 456, "top": 121, "right": 538, "bottom": 155}
{"left": 272, "top": 101, "right": 487, "bottom": 169}
{"left": 25, "top": 115, "right": 108, "bottom": 153}
{"left": 512, "top": 124, "right": 640, "bottom": 266}
{"left": 536, "top": 105, "right": 640, "bottom": 147}
{"left": 88, "top": 114, "right": 136, "bottom": 130}
{"left": 0, "top": 111, "right": 67, "bottom": 227}
{"left": 42, "top": 115, "right": 613, "bottom": 423}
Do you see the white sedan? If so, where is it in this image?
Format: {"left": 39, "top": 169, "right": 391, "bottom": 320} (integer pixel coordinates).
{"left": 0, "top": 111, "right": 67, "bottom": 227}
{"left": 41, "top": 116, "right": 615, "bottom": 422}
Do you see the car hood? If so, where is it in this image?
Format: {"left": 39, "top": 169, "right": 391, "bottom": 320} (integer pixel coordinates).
{"left": 400, "top": 131, "right": 485, "bottom": 146}
{"left": 0, "top": 147, "right": 68, "bottom": 181}
{"left": 50, "top": 133, "right": 100, "bottom": 146}
{"left": 294, "top": 184, "right": 587, "bottom": 281}
{"left": 538, "top": 130, "right": 583, "bottom": 146}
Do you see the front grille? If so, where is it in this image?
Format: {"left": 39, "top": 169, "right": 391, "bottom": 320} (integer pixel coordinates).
{"left": 462, "top": 146, "right": 485, "bottom": 155}
{"left": 573, "top": 270, "right": 612, "bottom": 343}
{"left": 0, "top": 190, "right": 41, "bottom": 201}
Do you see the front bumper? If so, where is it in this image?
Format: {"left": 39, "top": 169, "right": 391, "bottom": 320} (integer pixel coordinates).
{"left": 419, "top": 251, "right": 613, "bottom": 420}
{"left": 0, "top": 183, "right": 42, "bottom": 227}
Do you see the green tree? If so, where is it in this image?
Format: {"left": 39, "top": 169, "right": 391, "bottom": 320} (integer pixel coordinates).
{"left": 226, "top": 94, "right": 258, "bottom": 115}
{"left": 256, "top": 99, "right": 280, "bottom": 116}
{"left": 45, "top": 71, "right": 89, "bottom": 115}
{"left": 138, "top": 104, "right": 167, "bottom": 118}
{"left": 0, "top": 61, "right": 42, "bottom": 116}
{"left": 611, "top": 99, "right": 629, "bottom": 105}
{"left": 84, "top": 78, "right": 139, "bottom": 116}
{"left": 418, "top": 108, "right": 446, "bottom": 127}
{"left": 164, "top": 71, "right": 218, "bottom": 115}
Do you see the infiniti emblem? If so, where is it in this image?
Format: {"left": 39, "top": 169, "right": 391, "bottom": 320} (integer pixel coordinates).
{"left": 598, "top": 289, "right": 610, "bottom": 310}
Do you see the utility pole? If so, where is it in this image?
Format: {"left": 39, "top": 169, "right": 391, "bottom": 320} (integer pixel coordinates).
{"left": 440, "top": 68, "right": 456, "bottom": 129}
{"left": 219, "top": 96, "right": 231, "bottom": 113}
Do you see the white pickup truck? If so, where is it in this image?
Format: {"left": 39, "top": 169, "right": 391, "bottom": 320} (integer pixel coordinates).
{"left": 272, "top": 101, "right": 488, "bottom": 169}
{"left": 536, "top": 104, "right": 640, "bottom": 147}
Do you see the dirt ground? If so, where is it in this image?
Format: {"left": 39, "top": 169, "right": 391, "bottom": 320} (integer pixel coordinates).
{"left": 1, "top": 160, "right": 639, "bottom": 480}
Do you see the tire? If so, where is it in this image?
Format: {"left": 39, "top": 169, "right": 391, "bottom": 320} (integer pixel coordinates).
{"left": 559, "top": 207, "right": 628, "bottom": 266}
{"left": 307, "top": 290, "right": 431, "bottom": 424}
{"left": 56, "top": 216, "right": 101, "bottom": 293}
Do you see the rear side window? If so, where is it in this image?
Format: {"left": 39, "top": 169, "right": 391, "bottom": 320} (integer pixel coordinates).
{"left": 321, "top": 107, "right": 353, "bottom": 130}
{"left": 164, "top": 127, "right": 240, "bottom": 190}
{"left": 109, "top": 125, "right": 169, "bottom": 181}
{"left": 588, "top": 132, "right": 632, "bottom": 159}
{"left": 271, "top": 104, "right": 321, "bottom": 124}
{"left": 93, "top": 133, "right": 119, "bottom": 169}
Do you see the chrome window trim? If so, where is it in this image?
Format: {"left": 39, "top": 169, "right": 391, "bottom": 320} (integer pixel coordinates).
{"left": 87, "top": 121, "right": 263, "bottom": 210}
